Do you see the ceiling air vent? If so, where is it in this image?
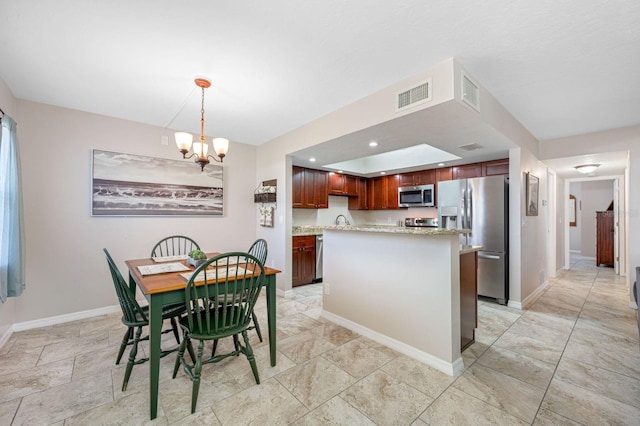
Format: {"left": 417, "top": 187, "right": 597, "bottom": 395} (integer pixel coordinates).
{"left": 461, "top": 72, "right": 480, "bottom": 112}
{"left": 396, "top": 78, "right": 432, "bottom": 111}
{"left": 458, "top": 143, "right": 483, "bottom": 151}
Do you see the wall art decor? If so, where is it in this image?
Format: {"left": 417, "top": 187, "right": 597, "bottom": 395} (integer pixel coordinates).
{"left": 91, "top": 149, "right": 223, "bottom": 216}
{"left": 526, "top": 172, "right": 539, "bottom": 216}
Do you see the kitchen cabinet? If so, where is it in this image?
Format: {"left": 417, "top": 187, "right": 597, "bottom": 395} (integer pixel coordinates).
{"left": 328, "top": 172, "right": 358, "bottom": 196}
{"left": 292, "top": 236, "right": 316, "bottom": 286}
{"left": 452, "top": 163, "right": 482, "bottom": 179}
{"left": 596, "top": 211, "right": 614, "bottom": 267}
{"left": 399, "top": 169, "right": 435, "bottom": 186}
{"left": 293, "top": 166, "right": 329, "bottom": 208}
{"left": 435, "top": 167, "right": 453, "bottom": 182}
{"left": 482, "top": 158, "right": 509, "bottom": 177}
{"left": 348, "top": 177, "right": 368, "bottom": 210}
{"left": 368, "top": 174, "right": 400, "bottom": 210}
{"left": 460, "top": 251, "right": 478, "bottom": 351}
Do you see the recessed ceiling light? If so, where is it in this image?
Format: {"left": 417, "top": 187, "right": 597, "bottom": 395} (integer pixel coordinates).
{"left": 380, "top": 171, "right": 386, "bottom": 175}
{"left": 369, "top": 141, "right": 378, "bottom": 147}
{"left": 309, "top": 157, "right": 316, "bottom": 162}
{"left": 338, "top": 170, "right": 344, "bottom": 173}
{"left": 438, "top": 163, "right": 445, "bottom": 167}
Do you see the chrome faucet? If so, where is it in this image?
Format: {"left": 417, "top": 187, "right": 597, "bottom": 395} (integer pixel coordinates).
{"left": 335, "top": 214, "right": 350, "bottom": 225}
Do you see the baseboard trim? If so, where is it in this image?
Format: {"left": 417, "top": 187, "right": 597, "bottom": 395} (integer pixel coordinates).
{"left": 513, "top": 280, "right": 549, "bottom": 310}
{"left": 12, "top": 305, "right": 121, "bottom": 332}
{"left": 321, "top": 310, "right": 463, "bottom": 377}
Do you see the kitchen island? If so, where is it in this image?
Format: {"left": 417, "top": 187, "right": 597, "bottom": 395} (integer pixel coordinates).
{"left": 314, "top": 224, "right": 475, "bottom": 376}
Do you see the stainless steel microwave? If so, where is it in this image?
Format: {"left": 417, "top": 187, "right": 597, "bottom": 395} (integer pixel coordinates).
{"left": 398, "top": 184, "right": 435, "bottom": 207}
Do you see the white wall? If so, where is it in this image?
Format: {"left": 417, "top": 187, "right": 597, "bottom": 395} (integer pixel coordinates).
{"left": 569, "top": 183, "right": 582, "bottom": 252}
{"left": 555, "top": 175, "right": 566, "bottom": 274}
{"left": 539, "top": 125, "right": 639, "bottom": 301}
{"left": 12, "top": 100, "right": 259, "bottom": 323}
{"left": 580, "top": 180, "right": 614, "bottom": 258}
{"left": 0, "top": 79, "right": 18, "bottom": 339}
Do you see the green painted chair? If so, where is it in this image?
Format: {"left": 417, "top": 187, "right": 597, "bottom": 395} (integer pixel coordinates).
{"left": 211, "top": 239, "right": 268, "bottom": 357}
{"left": 150, "top": 235, "right": 200, "bottom": 258}
{"left": 173, "top": 252, "right": 265, "bottom": 414}
{"left": 103, "top": 248, "right": 188, "bottom": 391}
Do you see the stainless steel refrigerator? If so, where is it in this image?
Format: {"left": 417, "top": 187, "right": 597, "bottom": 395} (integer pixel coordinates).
{"left": 438, "top": 175, "right": 509, "bottom": 304}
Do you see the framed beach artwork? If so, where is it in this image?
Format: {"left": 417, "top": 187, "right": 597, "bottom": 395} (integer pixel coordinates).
{"left": 526, "top": 172, "right": 539, "bottom": 216}
{"left": 91, "top": 150, "right": 223, "bottom": 216}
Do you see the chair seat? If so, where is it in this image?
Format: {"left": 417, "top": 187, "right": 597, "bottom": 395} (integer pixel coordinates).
{"left": 122, "top": 302, "right": 187, "bottom": 326}
{"left": 180, "top": 305, "right": 248, "bottom": 341}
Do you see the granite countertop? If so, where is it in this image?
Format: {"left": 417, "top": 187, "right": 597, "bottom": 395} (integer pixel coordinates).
{"left": 292, "top": 226, "right": 324, "bottom": 236}
{"left": 297, "top": 224, "right": 471, "bottom": 236}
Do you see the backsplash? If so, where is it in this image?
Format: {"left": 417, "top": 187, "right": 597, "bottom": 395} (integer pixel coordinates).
{"left": 292, "top": 195, "right": 438, "bottom": 226}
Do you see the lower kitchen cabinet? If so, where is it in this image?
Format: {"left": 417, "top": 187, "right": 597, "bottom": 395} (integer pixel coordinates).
{"left": 292, "top": 236, "right": 316, "bottom": 286}
{"left": 460, "top": 251, "right": 478, "bottom": 351}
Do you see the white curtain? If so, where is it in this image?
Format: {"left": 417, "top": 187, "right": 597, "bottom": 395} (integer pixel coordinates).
{"left": 0, "top": 114, "right": 25, "bottom": 301}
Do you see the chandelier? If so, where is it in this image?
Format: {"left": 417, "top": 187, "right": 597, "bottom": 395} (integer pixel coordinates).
{"left": 175, "top": 77, "right": 229, "bottom": 171}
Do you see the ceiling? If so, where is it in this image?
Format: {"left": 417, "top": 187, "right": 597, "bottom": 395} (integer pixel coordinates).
{"left": 1, "top": 1, "right": 638, "bottom": 176}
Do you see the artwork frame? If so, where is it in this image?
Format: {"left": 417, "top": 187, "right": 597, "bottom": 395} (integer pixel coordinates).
{"left": 526, "top": 172, "right": 539, "bottom": 216}
{"left": 91, "top": 149, "right": 223, "bottom": 216}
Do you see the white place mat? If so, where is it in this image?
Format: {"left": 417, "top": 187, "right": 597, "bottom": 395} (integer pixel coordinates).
{"left": 152, "top": 254, "right": 189, "bottom": 263}
{"left": 180, "top": 266, "right": 247, "bottom": 283}
{"left": 138, "top": 262, "right": 191, "bottom": 276}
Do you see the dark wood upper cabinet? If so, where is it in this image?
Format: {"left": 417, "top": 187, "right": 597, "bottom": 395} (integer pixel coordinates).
{"left": 452, "top": 163, "right": 482, "bottom": 180}
{"left": 368, "top": 175, "right": 400, "bottom": 210}
{"left": 482, "top": 159, "right": 510, "bottom": 177}
{"left": 328, "top": 172, "right": 358, "bottom": 196}
{"left": 348, "top": 177, "right": 368, "bottom": 210}
{"left": 293, "top": 167, "right": 328, "bottom": 209}
{"left": 436, "top": 167, "right": 453, "bottom": 182}
{"left": 399, "top": 169, "right": 435, "bottom": 187}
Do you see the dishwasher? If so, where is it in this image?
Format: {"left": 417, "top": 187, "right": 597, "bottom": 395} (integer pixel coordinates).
{"left": 314, "top": 235, "right": 323, "bottom": 282}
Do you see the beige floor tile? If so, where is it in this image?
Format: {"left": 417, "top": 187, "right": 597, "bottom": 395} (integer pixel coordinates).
{"left": 309, "top": 322, "right": 359, "bottom": 346}
{"left": 476, "top": 346, "right": 556, "bottom": 389}
{"left": 518, "top": 310, "right": 576, "bottom": 333}
{"left": 493, "top": 320, "right": 571, "bottom": 364}
{"left": 322, "top": 339, "right": 393, "bottom": 379}
{"left": 292, "top": 396, "right": 375, "bottom": 425}
{"left": 453, "top": 364, "right": 546, "bottom": 423}
{"left": 169, "top": 409, "right": 220, "bottom": 425}
{"left": 276, "top": 357, "right": 357, "bottom": 409}
{"left": 380, "top": 355, "right": 456, "bottom": 399}
{"left": 0, "top": 398, "right": 20, "bottom": 425}
{"left": 8, "top": 325, "right": 79, "bottom": 353}
{"left": 37, "top": 330, "right": 110, "bottom": 365}
{"left": 555, "top": 357, "right": 640, "bottom": 409}
{"left": 278, "top": 331, "right": 335, "bottom": 364}
{"left": 212, "top": 378, "right": 308, "bottom": 425}
{"left": 340, "top": 370, "right": 432, "bottom": 426}
{"left": 277, "top": 313, "right": 323, "bottom": 336}
{"left": 0, "top": 346, "right": 42, "bottom": 376}
{"left": 72, "top": 344, "right": 123, "bottom": 380}
{"left": 541, "top": 377, "right": 640, "bottom": 425}
{"left": 420, "top": 387, "right": 528, "bottom": 425}
{"left": 12, "top": 371, "right": 113, "bottom": 426}
{"left": 533, "top": 408, "right": 583, "bottom": 425}
{"left": 65, "top": 388, "right": 169, "bottom": 425}
{"left": 0, "top": 358, "right": 73, "bottom": 403}
{"left": 464, "top": 340, "right": 489, "bottom": 359}
{"left": 356, "top": 336, "right": 402, "bottom": 359}
{"left": 563, "top": 326, "right": 640, "bottom": 379}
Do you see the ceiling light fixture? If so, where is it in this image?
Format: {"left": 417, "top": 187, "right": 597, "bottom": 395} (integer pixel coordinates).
{"left": 574, "top": 164, "right": 600, "bottom": 174}
{"left": 309, "top": 158, "right": 316, "bottom": 162}
{"left": 438, "top": 163, "right": 445, "bottom": 167}
{"left": 175, "top": 77, "right": 229, "bottom": 171}
{"left": 369, "top": 141, "right": 378, "bottom": 147}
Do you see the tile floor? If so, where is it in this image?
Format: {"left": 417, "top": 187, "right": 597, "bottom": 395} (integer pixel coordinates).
{"left": 1, "top": 255, "right": 639, "bottom": 425}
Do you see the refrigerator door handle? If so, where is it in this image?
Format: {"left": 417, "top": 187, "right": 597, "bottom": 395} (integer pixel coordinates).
{"left": 467, "top": 186, "right": 473, "bottom": 231}
{"left": 478, "top": 253, "right": 501, "bottom": 260}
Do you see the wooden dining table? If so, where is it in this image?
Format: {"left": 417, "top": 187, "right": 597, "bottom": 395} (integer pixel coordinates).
{"left": 125, "top": 252, "right": 280, "bottom": 420}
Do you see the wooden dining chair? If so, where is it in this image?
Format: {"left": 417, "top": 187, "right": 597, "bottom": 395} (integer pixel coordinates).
{"left": 173, "top": 252, "right": 265, "bottom": 414}
{"left": 150, "top": 235, "right": 200, "bottom": 258}
{"left": 210, "top": 239, "right": 268, "bottom": 357}
{"left": 103, "top": 248, "right": 188, "bottom": 391}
